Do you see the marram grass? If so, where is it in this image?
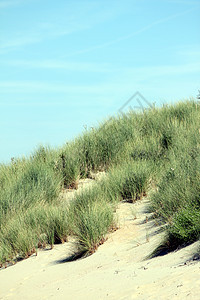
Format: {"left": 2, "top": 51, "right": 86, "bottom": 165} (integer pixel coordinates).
{"left": 0, "top": 99, "right": 199, "bottom": 264}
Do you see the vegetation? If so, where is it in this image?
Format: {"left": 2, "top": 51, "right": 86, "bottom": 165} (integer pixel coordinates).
{"left": 0, "top": 99, "right": 199, "bottom": 265}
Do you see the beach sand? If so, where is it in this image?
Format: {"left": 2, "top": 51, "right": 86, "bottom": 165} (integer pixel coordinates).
{"left": 0, "top": 187, "right": 200, "bottom": 300}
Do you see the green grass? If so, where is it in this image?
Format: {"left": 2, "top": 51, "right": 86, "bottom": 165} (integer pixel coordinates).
{"left": 71, "top": 201, "right": 114, "bottom": 254}
{"left": 0, "top": 99, "right": 199, "bottom": 264}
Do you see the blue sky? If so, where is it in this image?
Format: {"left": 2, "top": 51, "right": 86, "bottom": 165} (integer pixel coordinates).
{"left": 0, "top": 0, "right": 200, "bottom": 163}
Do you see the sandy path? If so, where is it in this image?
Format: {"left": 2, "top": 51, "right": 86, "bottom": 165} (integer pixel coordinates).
{"left": 0, "top": 187, "right": 200, "bottom": 299}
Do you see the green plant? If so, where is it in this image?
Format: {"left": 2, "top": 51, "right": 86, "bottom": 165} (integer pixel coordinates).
{"left": 0, "top": 99, "right": 199, "bottom": 264}
{"left": 72, "top": 201, "right": 114, "bottom": 253}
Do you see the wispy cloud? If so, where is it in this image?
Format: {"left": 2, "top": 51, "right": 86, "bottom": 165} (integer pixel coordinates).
{"left": 0, "top": 81, "right": 105, "bottom": 94}
{"left": 0, "top": 25, "right": 82, "bottom": 54}
{"left": 0, "top": 59, "right": 111, "bottom": 72}
{"left": 0, "top": 0, "right": 18, "bottom": 9}
{"left": 61, "top": 7, "right": 196, "bottom": 58}
{"left": 0, "top": 11, "right": 88, "bottom": 53}
{"left": 0, "top": 62, "right": 199, "bottom": 94}
{"left": 178, "top": 48, "right": 200, "bottom": 60}
{"left": 123, "top": 62, "right": 200, "bottom": 79}
{"left": 36, "top": 22, "right": 89, "bottom": 38}
{"left": 0, "top": 0, "right": 27, "bottom": 9}
{"left": 0, "top": 2, "right": 120, "bottom": 54}
{"left": 166, "top": 0, "right": 200, "bottom": 4}
{"left": 0, "top": 36, "right": 41, "bottom": 50}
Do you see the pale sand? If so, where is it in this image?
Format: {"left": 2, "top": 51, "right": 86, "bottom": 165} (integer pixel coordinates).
{"left": 0, "top": 187, "right": 200, "bottom": 299}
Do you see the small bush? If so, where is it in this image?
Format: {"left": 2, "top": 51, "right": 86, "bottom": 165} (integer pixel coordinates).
{"left": 0, "top": 162, "right": 62, "bottom": 225}
{"left": 107, "top": 161, "right": 150, "bottom": 202}
{"left": 72, "top": 201, "right": 114, "bottom": 253}
{"left": 168, "top": 205, "right": 200, "bottom": 244}
{"left": 0, "top": 99, "right": 199, "bottom": 264}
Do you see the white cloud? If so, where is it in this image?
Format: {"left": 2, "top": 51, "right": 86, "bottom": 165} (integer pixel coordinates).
{"left": 178, "top": 49, "right": 200, "bottom": 61}
{"left": 0, "top": 27, "right": 76, "bottom": 53}
{"left": 0, "top": 0, "right": 30, "bottom": 9}
{"left": 123, "top": 62, "right": 200, "bottom": 79}
{"left": 0, "top": 81, "right": 108, "bottom": 94}
{"left": 166, "top": 0, "right": 200, "bottom": 4}
{"left": 0, "top": 0, "right": 20, "bottom": 8}
{"left": 0, "top": 1, "right": 121, "bottom": 53}
{"left": 62, "top": 7, "right": 196, "bottom": 58}
{"left": 0, "top": 36, "right": 41, "bottom": 50}
{"left": 0, "top": 59, "right": 111, "bottom": 72}
{"left": 0, "top": 61, "right": 199, "bottom": 95}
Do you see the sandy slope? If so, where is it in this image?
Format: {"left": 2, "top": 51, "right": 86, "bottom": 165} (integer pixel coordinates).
{"left": 0, "top": 184, "right": 200, "bottom": 300}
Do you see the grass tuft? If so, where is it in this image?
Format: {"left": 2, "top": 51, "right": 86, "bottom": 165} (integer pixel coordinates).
{"left": 0, "top": 99, "right": 200, "bottom": 264}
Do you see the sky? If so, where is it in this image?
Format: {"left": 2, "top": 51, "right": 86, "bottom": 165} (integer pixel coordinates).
{"left": 0, "top": 0, "right": 200, "bottom": 163}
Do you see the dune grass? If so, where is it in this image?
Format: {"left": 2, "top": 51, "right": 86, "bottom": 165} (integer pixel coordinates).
{"left": 0, "top": 99, "right": 199, "bottom": 264}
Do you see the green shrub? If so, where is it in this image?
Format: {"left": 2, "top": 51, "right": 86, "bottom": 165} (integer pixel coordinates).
{"left": 0, "top": 99, "right": 199, "bottom": 264}
{"left": 168, "top": 205, "right": 200, "bottom": 244}
{"left": 72, "top": 201, "right": 114, "bottom": 253}
{"left": 0, "top": 162, "right": 62, "bottom": 225}
{"left": 106, "top": 161, "right": 150, "bottom": 202}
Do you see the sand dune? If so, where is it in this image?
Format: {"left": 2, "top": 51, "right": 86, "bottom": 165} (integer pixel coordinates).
{"left": 0, "top": 194, "right": 200, "bottom": 300}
